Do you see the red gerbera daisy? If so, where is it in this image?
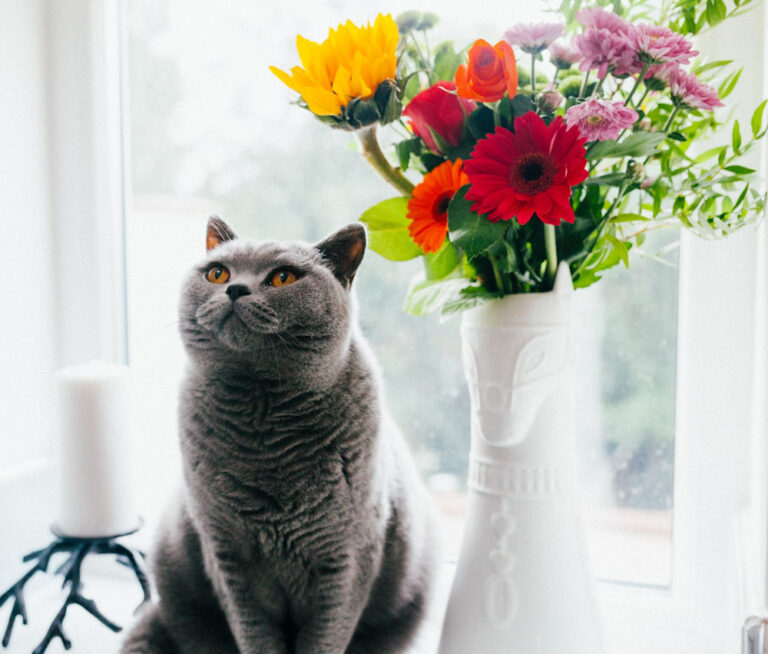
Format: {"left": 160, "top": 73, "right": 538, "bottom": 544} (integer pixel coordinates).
{"left": 464, "top": 112, "right": 588, "bottom": 225}
{"left": 407, "top": 159, "right": 469, "bottom": 253}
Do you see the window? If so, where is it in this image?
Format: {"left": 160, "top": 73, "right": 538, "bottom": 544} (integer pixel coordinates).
{"left": 1, "top": 2, "right": 764, "bottom": 653}
{"left": 122, "top": 3, "right": 768, "bottom": 650}
{"left": 125, "top": 0, "right": 682, "bottom": 587}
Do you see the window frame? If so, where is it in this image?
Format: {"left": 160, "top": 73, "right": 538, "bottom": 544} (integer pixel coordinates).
{"left": 39, "top": 1, "right": 768, "bottom": 652}
{"left": 48, "top": 0, "right": 129, "bottom": 368}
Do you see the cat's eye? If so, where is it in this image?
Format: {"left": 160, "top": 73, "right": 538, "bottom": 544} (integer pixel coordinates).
{"left": 269, "top": 270, "right": 298, "bottom": 287}
{"left": 205, "top": 264, "right": 230, "bottom": 284}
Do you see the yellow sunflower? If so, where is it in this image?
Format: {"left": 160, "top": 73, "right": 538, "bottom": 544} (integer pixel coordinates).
{"left": 270, "top": 14, "right": 399, "bottom": 118}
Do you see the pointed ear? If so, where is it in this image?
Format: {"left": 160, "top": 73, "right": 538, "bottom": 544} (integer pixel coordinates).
{"left": 206, "top": 216, "right": 237, "bottom": 252}
{"left": 316, "top": 224, "right": 366, "bottom": 288}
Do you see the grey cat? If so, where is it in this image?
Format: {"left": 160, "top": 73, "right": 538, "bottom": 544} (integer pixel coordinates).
{"left": 120, "top": 218, "right": 438, "bottom": 654}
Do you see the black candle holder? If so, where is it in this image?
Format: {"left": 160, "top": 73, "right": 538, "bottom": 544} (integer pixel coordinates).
{"left": 0, "top": 522, "right": 150, "bottom": 654}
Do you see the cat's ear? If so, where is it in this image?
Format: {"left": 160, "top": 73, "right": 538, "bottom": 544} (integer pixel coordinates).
{"left": 316, "top": 224, "right": 366, "bottom": 288}
{"left": 206, "top": 216, "right": 237, "bottom": 251}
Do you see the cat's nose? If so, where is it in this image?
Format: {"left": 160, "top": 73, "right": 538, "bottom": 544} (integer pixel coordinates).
{"left": 226, "top": 284, "right": 251, "bottom": 301}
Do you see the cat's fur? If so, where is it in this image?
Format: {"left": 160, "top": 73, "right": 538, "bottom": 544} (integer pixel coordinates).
{"left": 120, "top": 218, "right": 438, "bottom": 654}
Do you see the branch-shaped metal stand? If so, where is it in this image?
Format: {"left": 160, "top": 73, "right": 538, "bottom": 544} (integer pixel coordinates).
{"left": 0, "top": 523, "right": 150, "bottom": 654}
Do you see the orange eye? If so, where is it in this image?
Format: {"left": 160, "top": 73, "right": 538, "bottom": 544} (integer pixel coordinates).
{"left": 270, "top": 270, "right": 297, "bottom": 287}
{"left": 206, "top": 265, "right": 230, "bottom": 284}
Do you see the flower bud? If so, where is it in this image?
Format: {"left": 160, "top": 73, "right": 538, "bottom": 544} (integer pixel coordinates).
{"left": 538, "top": 88, "right": 564, "bottom": 113}
{"left": 396, "top": 10, "right": 421, "bottom": 33}
{"left": 417, "top": 12, "right": 439, "bottom": 30}
{"left": 626, "top": 159, "right": 646, "bottom": 184}
{"left": 403, "top": 82, "right": 477, "bottom": 154}
{"left": 637, "top": 117, "right": 653, "bottom": 131}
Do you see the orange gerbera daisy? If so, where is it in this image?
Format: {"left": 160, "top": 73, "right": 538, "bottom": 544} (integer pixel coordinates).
{"left": 407, "top": 159, "right": 469, "bottom": 253}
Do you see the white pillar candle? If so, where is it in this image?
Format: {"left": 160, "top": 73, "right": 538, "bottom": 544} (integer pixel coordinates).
{"left": 56, "top": 361, "right": 137, "bottom": 537}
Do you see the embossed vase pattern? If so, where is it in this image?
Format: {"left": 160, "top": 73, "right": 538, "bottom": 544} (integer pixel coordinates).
{"left": 438, "top": 264, "right": 605, "bottom": 654}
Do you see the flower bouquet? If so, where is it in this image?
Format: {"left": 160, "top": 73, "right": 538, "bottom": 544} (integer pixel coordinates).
{"left": 271, "top": 4, "right": 766, "bottom": 652}
{"left": 271, "top": 5, "right": 765, "bottom": 321}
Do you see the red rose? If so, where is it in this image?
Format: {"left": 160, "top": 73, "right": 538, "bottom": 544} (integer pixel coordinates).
{"left": 402, "top": 82, "right": 477, "bottom": 155}
{"left": 455, "top": 39, "right": 518, "bottom": 103}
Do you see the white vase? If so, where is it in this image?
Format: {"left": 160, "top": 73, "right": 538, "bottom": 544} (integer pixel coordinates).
{"left": 438, "top": 263, "right": 605, "bottom": 654}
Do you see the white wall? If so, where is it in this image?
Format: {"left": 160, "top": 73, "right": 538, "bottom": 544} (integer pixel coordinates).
{"left": 0, "top": 1, "right": 56, "bottom": 476}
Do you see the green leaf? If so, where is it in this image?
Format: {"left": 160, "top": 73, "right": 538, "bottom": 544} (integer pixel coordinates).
{"left": 433, "top": 43, "right": 462, "bottom": 82}
{"left": 694, "top": 145, "right": 726, "bottom": 164}
{"left": 404, "top": 74, "right": 421, "bottom": 102}
{"left": 509, "top": 95, "right": 536, "bottom": 117}
{"left": 733, "top": 183, "right": 750, "bottom": 210}
{"left": 585, "top": 132, "right": 666, "bottom": 160}
{"left": 395, "top": 138, "right": 422, "bottom": 171}
{"left": 402, "top": 274, "right": 468, "bottom": 316}
{"left": 732, "top": 120, "right": 742, "bottom": 152}
{"left": 751, "top": 99, "right": 768, "bottom": 137}
{"left": 487, "top": 238, "right": 517, "bottom": 273}
{"left": 440, "top": 285, "right": 503, "bottom": 320}
{"left": 421, "top": 153, "right": 445, "bottom": 172}
{"left": 606, "top": 234, "right": 630, "bottom": 268}
{"left": 573, "top": 240, "right": 626, "bottom": 289}
{"left": 467, "top": 105, "right": 495, "bottom": 140}
{"left": 359, "top": 198, "right": 422, "bottom": 261}
{"left": 423, "top": 241, "right": 461, "bottom": 280}
{"left": 446, "top": 186, "right": 508, "bottom": 259}
{"left": 668, "top": 131, "right": 687, "bottom": 142}
{"left": 719, "top": 68, "right": 742, "bottom": 99}
{"left": 498, "top": 96, "right": 514, "bottom": 127}
{"left": 724, "top": 164, "right": 756, "bottom": 175}
{"left": 583, "top": 172, "right": 627, "bottom": 186}
{"left": 692, "top": 59, "right": 733, "bottom": 75}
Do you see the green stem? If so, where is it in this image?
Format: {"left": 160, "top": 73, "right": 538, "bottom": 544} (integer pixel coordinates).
{"left": 639, "top": 106, "right": 682, "bottom": 167}
{"left": 487, "top": 252, "right": 507, "bottom": 294}
{"left": 593, "top": 74, "right": 606, "bottom": 97}
{"left": 531, "top": 55, "right": 536, "bottom": 93}
{"left": 544, "top": 224, "right": 558, "bottom": 284}
{"left": 408, "top": 32, "right": 431, "bottom": 84}
{"left": 553, "top": 67, "right": 561, "bottom": 86}
{"left": 663, "top": 106, "right": 680, "bottom": 133}
{"left": 625, "top": 62, "right": 651, "bottom": 107}
{"left": 636, "top": 86, "right": 651, "bottom": 109}
{"left": 573, "top": 183, "right": 628, "bottom": 279}
{"left": 579, "top": 70, "right": 591, "bottom": 99}
{"left": 357, "top": 126, "right": 415, "bottom": 197}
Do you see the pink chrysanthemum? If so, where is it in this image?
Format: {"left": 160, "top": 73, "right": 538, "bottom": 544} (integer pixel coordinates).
{"left": 576, "top": 7, "right": 632, "bottom": 32}
{"left": 504, "top": 22, "right": 564, "bottom": 54}
{"left": 573, "top": 28, "right": 638, "bottom": 78}
{"left": 667, "top": 68, "right": 724, "bottom": 111}
{"left": 464, "top": 112, "right": 588, "bottom": 225}
{"left": 646, "top": 61, "right": 679, "bottom": 81}
{"left": 566, "top": 99, "right": 639, "bottom": 141}
{"left": 643, "top": 61, "right": 680, "bottom": 90}
{"left": 548, "top": 40, "right": 581, "bottom": 69}
{"left": 631, "top": 24, "right": 698, "bottom": 65}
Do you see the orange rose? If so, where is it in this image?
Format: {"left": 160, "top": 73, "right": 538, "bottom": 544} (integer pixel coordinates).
{"left": 455, "top": 39, "right": 518, "bottom": 103}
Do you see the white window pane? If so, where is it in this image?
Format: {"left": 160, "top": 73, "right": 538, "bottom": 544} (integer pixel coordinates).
{"left": 576, "top": 228, "right": 678, "bottom": 587}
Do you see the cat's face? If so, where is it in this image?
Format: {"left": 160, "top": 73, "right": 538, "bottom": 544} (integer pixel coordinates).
{"left": 179, "top": 217, "right": 366, "bottom": 371}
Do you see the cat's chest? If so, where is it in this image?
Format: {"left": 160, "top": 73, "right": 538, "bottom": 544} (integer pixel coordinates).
{"left": 192, "top": 454, "right": 375, "bottom": 564}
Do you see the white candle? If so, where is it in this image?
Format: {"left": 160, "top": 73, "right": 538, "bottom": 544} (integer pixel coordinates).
{"left": 56, "top": 361, "right": 137, "bottom": 537}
